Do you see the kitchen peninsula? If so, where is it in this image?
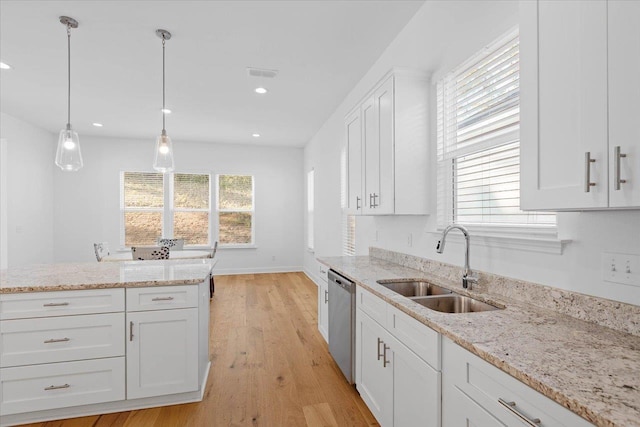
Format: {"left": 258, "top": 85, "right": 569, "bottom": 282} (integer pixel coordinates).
{"left": 0, "top": 259, "right": 215, "bottom": 427}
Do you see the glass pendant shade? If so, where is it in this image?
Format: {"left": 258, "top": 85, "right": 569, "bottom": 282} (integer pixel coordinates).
{"left": 55, "top": 126, "right": 83, "bottom": 171}
{"left": 153, "top": 130, "right": 174, "bottom": 173}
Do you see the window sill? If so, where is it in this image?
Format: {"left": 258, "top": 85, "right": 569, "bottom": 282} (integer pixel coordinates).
{"left": 429, "top": 226, "right": 570, "bottom": 255}
{"left": 219, "top": 244, "right": 258, "bottom": 249}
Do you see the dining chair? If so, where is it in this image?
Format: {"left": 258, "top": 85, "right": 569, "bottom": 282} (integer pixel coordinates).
{"left": 131, "top": 246, "right": 170, "bottom": 260}
{"left": 157, "top": 238, "right": 185, "bottom": 250}
{"left": 93, "top": 242, "right": 110, "bottom": 262}
{"left": 209, "top": 241, "right": 218, "bottom": 298}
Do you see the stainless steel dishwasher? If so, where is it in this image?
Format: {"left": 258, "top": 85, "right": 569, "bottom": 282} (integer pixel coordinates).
{"left": 328, "top": 269, "right": 355, "bottom": 384}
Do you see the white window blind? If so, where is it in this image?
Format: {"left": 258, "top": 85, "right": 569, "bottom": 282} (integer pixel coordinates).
{"left": 121, "top": 172, "right": 164, "bottom": 246}
{"left": 437, "top": 29, "right": 555, "bottom": 228}
{"left": 216, "top": 174, "right": 254, "bottom": 246}
{"left": 307, "top": 169, "right": 315, "bottom": 250}
{"left": 340, "top": 147, "right": 356, "bottom": 256}
{"left": 172, "top": 174, "right": 211, "bottom": 246}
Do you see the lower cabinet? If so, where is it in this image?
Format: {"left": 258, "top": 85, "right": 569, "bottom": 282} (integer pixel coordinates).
{"left": 441, "top": 337, "right": 593, "bottom": 427}
{"left": 126, "top": 308, "right": 199, "bottom": 399}
{"left": 316, "top": 263, "right": 329, "bottom": 343}
{"left": 356, "top": 286, "right": 441, "bottom": 427}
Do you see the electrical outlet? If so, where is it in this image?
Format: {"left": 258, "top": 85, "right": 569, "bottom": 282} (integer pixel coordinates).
{"left": 374, "top": 230, "right": 378, "bottom": 242}
{"left": 602, "top": 252, "right": 640, "bottom": 287}
{"left": 271, "top": 255, "right": 276, "bottom": 262}
{"left": 407, "top": 233, "right": 413, "bottom": 247}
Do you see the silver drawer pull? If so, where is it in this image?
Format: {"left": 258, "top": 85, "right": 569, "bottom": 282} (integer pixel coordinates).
{"left": 584, "top": 152, "right": 596, "bottom": 192}
{"left": 44, "top": 338, "right": 70, "bottom": 344}
{"left": 44, "top": 384, "right": 70, "bottom": 391}
{"left": 498, "top": 398, "right": 541, "bottom": 426}
{"left": 130, "top": 321, "right": 134, "bottom": 341}
{"left": 383, "top": 343, "right": 390, "bottom": 367}
{"left": 324, "top": 290, "right": 328, "bottom": 303}
{"left": 614, "top": 146, "right": 627, "bottom": 190}
{"left": 377, "top": 338, "right": 384, "bottom": 361}
{"left": 43, "top": 302, "right": 69, "bottom": 307}
{"left": 151, "top": 296, "right": 174, "bottom": 301}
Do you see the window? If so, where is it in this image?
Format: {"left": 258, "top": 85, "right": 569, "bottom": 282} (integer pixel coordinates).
{"left": 216, "top": 175, "right": 254, "bottom": 246}
{"left": 436, "top": 29, "right": 555, "bottom": 230}
{"left": 340, "top": 147, "right": 356, "bottom": 256}
{"left": 121, "top": 172, "right": 211, "bottom": 247}
{"left": 307, "top": 169, "right": 314, "bottom": 250}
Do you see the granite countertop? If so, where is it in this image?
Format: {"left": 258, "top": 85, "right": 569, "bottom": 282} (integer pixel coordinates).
{"left": 319, "top": 255, "right": 640, "bottom": 427}
{"left": 0, "top": 258, "right": 217, "bottom": 294}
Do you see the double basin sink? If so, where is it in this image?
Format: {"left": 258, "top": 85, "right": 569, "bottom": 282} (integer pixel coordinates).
{"left": 376, "top": 279, "right": 501, "bottom": 314}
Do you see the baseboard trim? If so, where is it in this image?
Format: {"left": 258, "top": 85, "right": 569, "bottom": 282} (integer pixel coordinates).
{"left": 213, "top": 266, "right": 303, "bottom": 276}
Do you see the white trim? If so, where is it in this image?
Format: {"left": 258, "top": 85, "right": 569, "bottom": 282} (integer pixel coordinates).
{"left": 0, "top": 138, "right": 7, "bottom": 269}
{"left": 218, "top": 244, "right": 258, "bottom": 249}
{"left": 214, "top": 266, "right": 302, "bottom": 275}
{"left": 215, "top": 174, "right": 255, "bottom": 246}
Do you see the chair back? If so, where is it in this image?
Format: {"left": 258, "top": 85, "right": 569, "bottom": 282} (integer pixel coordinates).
{"left": 94, "top": 242, "right": 110, "bottom": 262}
{"left": 131, "top": 246, "right": 170, "bottom": 260}
{"left": 157, "top": 238, "right": 185, "bottom": 250}
{"left": 211, "top": 241, "right": 218, "bottom": 258}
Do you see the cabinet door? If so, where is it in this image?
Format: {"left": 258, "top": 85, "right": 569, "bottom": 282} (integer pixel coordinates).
{"left": 356, "top": 309, "right": 393, "bottom": 427}
{"left": 127, "top": 308, "right": 198, "bottom": 399}
{"left": 317, "top": 281, "right": 329, "bottom": 342}
{"left": 520, "top": 0, "right": 608, "bottom": 210}
{"left": 608, "top": 0, "right": 640, "bottom": 207}
{"left": 362, "top": 97, "right": 378, "bottom": 214}
{"left": 346, "top": 110, "right": 363, "bottom": 214}
{"left": 373, "top": 76, "right": 395, "bottom": 215}
{"left": 390, "top": 334, "right": 440, "bottom": 427}
{"left": 442, "top": 385, "right": 506, "bottom": 427}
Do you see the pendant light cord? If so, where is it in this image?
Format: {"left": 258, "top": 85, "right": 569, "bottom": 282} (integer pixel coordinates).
{"left": 162, "top": 36, "right": 166, "bottom": 132}
{"left": 67, "top": 24, "right": 71, "bottom": 129}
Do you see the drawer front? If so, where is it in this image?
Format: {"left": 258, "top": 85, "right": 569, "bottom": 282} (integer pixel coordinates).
{"left": 0, "top": 357, "right": 125, "bottom": 415}
{"left": 0, "top": 288, "right": 125, "bottom": 320}
{"left": 442, "top": 338, "right": 593, "bottom": 427}
{"left": 356, "top": 286, "right": 386, "bottom": 326}
{"left": 386, "top": 304, "right": 440, "bottom": 370}
{"left": 318, "top": 263, "right": 328, "bottom": 282}
{"left": 126, "top": 285, "right": 198, "bottom": 311}
{"left": 1, "top": 313, "right": 125, "bottom": 367}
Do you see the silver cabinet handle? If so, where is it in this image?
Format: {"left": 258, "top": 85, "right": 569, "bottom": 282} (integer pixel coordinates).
{"left": 44, "top": 337, "right": 70, "bottom": 344}
{"left": 356, "top": 196, "right": 361, "bottom": 210}
{"left": 372, "top": 193, "right": 379, "bottom": 208}
{"left": 43, "top": 302, "right": 69, "bottom": 307}
{"left": 129, "top": 321, "right": 134, "bottom": 341}
{"left": 383, "top": 343, "right": 390, "bottom": 367}
{"left": 324, "top": 290, "right": 328, "bottom": 304}
{"left": 45, "top": 384, "right": 70, "bottom": 391}
{"left": 377, "top": 338, "right": 384, "bottom": 361}
{"left": 151, "top": 296, "right": 174, "bottom": 301}
{"left": 584, "top": 152, "right": 596, "bottom": 192}
{"left": 614, "top": 146, "right": 627, "bottom": 190}
{"left": 498, "top": 398, "right": 541, "bottom": 426}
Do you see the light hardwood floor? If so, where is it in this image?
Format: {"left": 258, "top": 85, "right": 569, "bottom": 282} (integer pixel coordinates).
{"left": 20, "top": 272, "right": 379, "bottom": 427}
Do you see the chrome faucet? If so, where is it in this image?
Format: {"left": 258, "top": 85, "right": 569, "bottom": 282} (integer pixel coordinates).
{"left": 436, "top": 224, "right": 479, "bottom": 290}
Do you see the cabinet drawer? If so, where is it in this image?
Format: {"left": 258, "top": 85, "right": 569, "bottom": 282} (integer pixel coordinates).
{"left": 0, "top": 357, "right": 125, "bottom": 415}
{"left": 126, "top": 285, "right": 198, "bottom": 311}
{"left": 0, "top": 288, "right": 125, "bottom": 320}
{"left": 442, "top": 338, "right": 593, "bottom": 427}
{"left": 386, "top": 304, "right": 440, "bottom": 370}
{"left": 318, "top": 263, "right": 328, "bottom": 282}
{"left": 356, "top": 286, "right": 386, "bottom": 326}
{"left": 1, "top": 313, "right": 125, "bottom": 367}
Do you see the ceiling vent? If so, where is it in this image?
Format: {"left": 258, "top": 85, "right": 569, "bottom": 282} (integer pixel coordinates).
{"left": 247, "top": 67, "right": 279, "bottom": 79}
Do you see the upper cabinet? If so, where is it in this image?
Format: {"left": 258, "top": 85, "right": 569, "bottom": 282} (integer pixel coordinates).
{"left": 345, "top": 69, "right": 429, "bottom": 216}
{"left": 520, "top": 0, "right": 640, "bottom": 210}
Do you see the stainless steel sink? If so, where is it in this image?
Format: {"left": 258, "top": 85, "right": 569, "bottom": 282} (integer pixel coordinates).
{"left": 411, "top": 294, "right": 501, "bottom": 313}
{"left": 376, "top": 279, "right": 453, "bottom": 297}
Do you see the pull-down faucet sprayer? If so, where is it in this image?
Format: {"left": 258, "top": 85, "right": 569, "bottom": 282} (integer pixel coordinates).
{"left": 436, "top": 224, "right": 478, "bottom": 290}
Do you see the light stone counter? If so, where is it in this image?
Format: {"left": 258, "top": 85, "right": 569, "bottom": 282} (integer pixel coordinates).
{"left": 0, "top": 259, "right": 216, "bottom": 294}
{"left": 319, "top": 253, "right": 640, "bottom": 427}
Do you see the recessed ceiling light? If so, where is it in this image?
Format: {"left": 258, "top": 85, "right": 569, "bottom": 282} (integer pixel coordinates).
{"left": 252, "top": 133, "right": 260, "bottom": 138}
{"left": 92, "top": 123, "right": 103, "bottom": 127}
{"left": 254, "top": 87, "right": 268, "bottom": 94}
{"left": 161, "top": 108, "right": 172, "bottom": 114}
{"left": 0, "top": 62, "right": 11, "bottom": 70}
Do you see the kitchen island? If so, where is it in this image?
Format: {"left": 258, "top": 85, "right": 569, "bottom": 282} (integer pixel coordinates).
{"left": 319, "top": 249, "right": 640, "bottom": 427}
{"left": 0, "top": 259, "right": 215, "bottom": 427}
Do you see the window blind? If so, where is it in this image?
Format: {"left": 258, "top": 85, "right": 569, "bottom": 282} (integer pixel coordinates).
{"left": 121, "top": 172, "right": 164, "bottom": 246}
{"left": 437, "top": 29, "right": 555, "bottom": 228}
{"left": 173, "top": 174, "right": 211, "bottom": 246}
{"left": 217, "top": 175, "right": 254, "bottom": 245}
{"left": 340, "top": 146, "right": 356, "bottom": 256}
{"left": 307, "top": 169, "right": 314, "bottom": 250}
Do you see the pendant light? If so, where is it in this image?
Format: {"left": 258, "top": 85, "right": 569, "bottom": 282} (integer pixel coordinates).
{"left": 153, "top": 29, "right": 175, "bottom": 173}
{"left": 55, "top": 16, "right": 83, "bottom": 172}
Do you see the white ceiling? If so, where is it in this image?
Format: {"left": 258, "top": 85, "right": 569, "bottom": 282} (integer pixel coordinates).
{"left": 0, "top": 0, "right": 424, "bottom": 147}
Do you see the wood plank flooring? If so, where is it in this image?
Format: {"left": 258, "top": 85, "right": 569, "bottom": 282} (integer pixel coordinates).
{"left": 20, "top": 272, "right": 379, "bottom": 427}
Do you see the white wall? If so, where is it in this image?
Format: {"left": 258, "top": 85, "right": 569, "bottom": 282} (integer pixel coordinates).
{"left": 0, "top": 113, "right": 55, "bottom": 267}
{"left": 53, "top": 135, "right": 304, "bottom": 274}
{"left": 303, "top": 0, "right": 640, "bottom": 306}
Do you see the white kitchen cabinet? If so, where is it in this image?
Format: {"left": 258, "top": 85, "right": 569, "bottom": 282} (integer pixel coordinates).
{"left": 441, "top": 337, "right": 593, "bottom": 427}
{"left": 317, "top": 263, "right": 329, "bottom": 342}
{"left": 355, "top": 287, "right": 440, "bottom": 427}
{"left": 520, "top": 0, "right": 640, "bottom": 210}
{"left": 345, "top": 69, "right": 429, "bottom": 216}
